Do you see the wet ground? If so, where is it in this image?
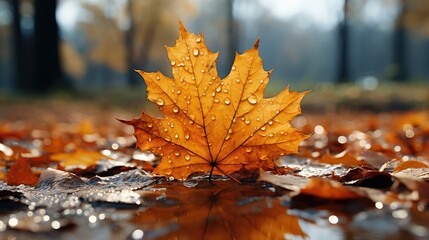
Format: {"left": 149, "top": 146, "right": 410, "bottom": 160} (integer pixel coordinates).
{"left": 0, "top": 94, "right": 428, "bottom": 240}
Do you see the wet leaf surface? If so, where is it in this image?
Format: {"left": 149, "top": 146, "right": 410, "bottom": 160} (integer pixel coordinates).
{"left": 125, "top": 22, "right": 308, "bottom": 180}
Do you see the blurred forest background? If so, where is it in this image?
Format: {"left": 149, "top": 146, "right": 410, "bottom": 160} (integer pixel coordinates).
{"left": 0, "top": 0, "right": 429, "bottom": 98}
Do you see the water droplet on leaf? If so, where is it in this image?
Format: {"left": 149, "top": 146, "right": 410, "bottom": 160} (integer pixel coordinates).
{"left": 248, "top": 95, "right": 257, "bottom": 104}
{"left": 156, "top": 98, "right": 165, "bottom": 106}
{"left": 193, "top": 48, "right": 199, "bottom": 56}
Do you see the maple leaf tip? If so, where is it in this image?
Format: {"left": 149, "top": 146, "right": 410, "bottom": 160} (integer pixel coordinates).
{"left": 253, "top": 38, "right": 260, "bottom": 49}
{"left": 178, "top": 19, "right": 187, "bottom": 36}
{"left": 116, "top": 118, "right": 130, "bottom": 125}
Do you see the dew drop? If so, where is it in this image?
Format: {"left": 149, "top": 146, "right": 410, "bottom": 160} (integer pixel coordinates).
{"left": 171, "top": 60, "right": 176, "bottom": 66}
{"left": 174, "top": 133, "right": 179, "bottom": 139}
{"left": 185, "top": 155, "right": 191, "bottom": 161}
{"left": 177, "top": 90, "right": 181, "bottom": 95}
{"left": 175, "top": 152, "right": 180, "bottom": 157}
{"left": 245, "top": 118, "right": 251, "bottom": 125}
{"left": 247, "top": 95, "right": 257, "bottom": 104}
{"left": 268, "top": 133, "right": 274, "bottom": 137}
{"left": 201, "top": 69, "right": 205, "bottom": 73}
{"left": 173, "top": 107, "right": 179, "bottom": 113}
{"left": 261, "top": 126, "right": 266, "bottom": 131}
{"left": 224, "top": 98, "right": 231, "bottom": 105}
{"left": 216, "top": 86, "right": 222, "bottom": 92}
{"left": 164, "top": 128, "right": 168, "bottom": 132}
{"left": 148, "top": 136, "right": 152, "bottom": 142}
{"left": 168, "top": 159, "right": 172, "bottom": 164}
{"left": 166, "top": 170, "right": 172, "bottom": 175}
{"left": 246, "top": 147, "right": 252, "bottom": 153}
{"left": 178, "top": 62, "right": 185, "bottom": 67}
{"left": 211, "top": 92, "right": 216, "bottom": 97}
{"left": 156, "top": 98, "right": 165, "bottom": 106}
{"left": 196, "top": 37, "right": 201, "bottom": 43}
{"left": 156, "top": 76, "right": 160, "bottom": 80}
{"left": 211, "top": 115, "right": 216, "bottom": 121}
{"left": 193, "top": 48, "right": 199, "bottom": 56}
{"left": 236, "top": 79, "right": 240, "bottom": 83}
{"left": 214, "top": 99, "right": 220, "bottom": 103}
{"left": 231, "top": 66, "right": 236, "bottom": 71}
{"left": 256, "top": 117, "right": 260, "bottom": 121}
{"left": 268, "top": 120, "right": 273, "bottom": 125}
{"left": 147, "top": 123, "right": 153, "bottom": 128}
{"left": 184, "top": 133, "right": 190, "bottom": 140}
{"left": 260, "top": 79, "right": 264, "bottom": 83}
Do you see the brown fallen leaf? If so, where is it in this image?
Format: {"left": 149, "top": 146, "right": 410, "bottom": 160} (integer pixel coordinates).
{"left": 259, "top": 171, "right": 363, "bottom": 200}
{"left": 318, "top": 150, "right": 367, "bottom": 167}
{"left": 6, "top": 156, "right": 39, "bottom": 186}
{"left": 133, "top": 181, "right": 306, "bottom": 240}
{"left": 393, "top": 160, "right": 429, "bottom": 173}
{"left": 125, "top": 21, "right": 308, "bottom": 180}
{"left": 50, "top": 148, "right": 110, "bottom": 167}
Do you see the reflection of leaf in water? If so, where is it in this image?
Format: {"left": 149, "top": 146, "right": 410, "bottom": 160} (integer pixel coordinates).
{"left": 132, "top": 181, "right": 306, "bottom": 240}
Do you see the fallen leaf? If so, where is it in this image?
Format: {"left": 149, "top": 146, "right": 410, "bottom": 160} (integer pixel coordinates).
{"left": 393, "top": 160, "right": 429, "bottom": 172}
{"left": 259, "top": 171, "right": 363, "bottom": 200}
{"left": 318, "top": 150, "right": 367, "bottom": 167}
{"left": 125, "top": 21, "right": 308, "bottom": 180}
{"left": 50, "top": 148, "right": 110, "bottom": 167}
{"left": 6, "top": 156, "right": 39, "bottom": 186}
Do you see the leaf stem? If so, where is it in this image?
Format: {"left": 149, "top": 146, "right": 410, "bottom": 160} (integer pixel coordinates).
{"left": 214, "top": 165, "right": 241, "bottom": 184}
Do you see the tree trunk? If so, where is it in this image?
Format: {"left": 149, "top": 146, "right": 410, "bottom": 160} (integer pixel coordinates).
{"left": 392, "top": 0, "right": 407, "bottom": 81}
{"left": 126, "top": 0, "right": 162, "bottom": 86}
{"left": 11, "top": 0, "right": 25, "bottom": 90}
{"left": 337, "top": 0, "right": 350, "bottom": 83}
{"left": 226, "top": 0, "right": 238, "bottom": 71}
{"left": 33, "top": 0, "right": 64, "bottom": 92}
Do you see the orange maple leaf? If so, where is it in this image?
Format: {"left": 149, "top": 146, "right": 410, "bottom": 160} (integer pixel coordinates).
{"left": 125, "top": 21, "right": 308, "bottom": 180}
